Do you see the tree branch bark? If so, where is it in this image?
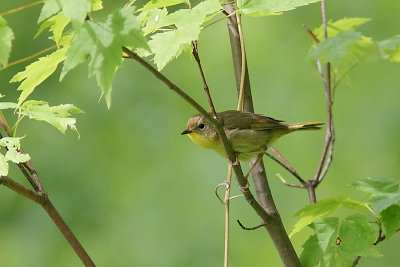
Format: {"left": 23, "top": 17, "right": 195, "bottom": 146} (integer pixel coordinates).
{"left": 223, "top": 4, "right": 301, "bottom": 267}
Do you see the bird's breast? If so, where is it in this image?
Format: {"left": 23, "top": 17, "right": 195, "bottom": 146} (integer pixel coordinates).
{"left": 187, "top": 133, "right": 220, "bottom": 150}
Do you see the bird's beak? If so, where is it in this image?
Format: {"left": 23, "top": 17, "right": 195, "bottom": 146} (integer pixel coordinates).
{"left": 181, "top": 129, "right": 192, "bottom": 135}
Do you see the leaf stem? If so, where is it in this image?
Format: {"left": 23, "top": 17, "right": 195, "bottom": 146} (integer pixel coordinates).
{"left": 0, "top": 1, "right": 43, "bottom": 17}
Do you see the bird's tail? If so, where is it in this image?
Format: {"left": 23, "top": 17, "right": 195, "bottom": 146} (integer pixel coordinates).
{"left": 287, "top": 122, "right": 324, "bottom": 131}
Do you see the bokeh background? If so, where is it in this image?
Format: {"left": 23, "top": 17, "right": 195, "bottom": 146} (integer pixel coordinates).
{"left": 1, "top": 0, "right": 399, "bottom": 266}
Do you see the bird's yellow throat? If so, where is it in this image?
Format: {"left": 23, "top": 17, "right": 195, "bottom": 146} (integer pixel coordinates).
{"left": 187, "top": 132, "right": 219, "bottom": 149}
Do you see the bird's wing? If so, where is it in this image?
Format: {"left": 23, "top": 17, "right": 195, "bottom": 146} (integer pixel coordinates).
{"left": 220, "top": 110, "right": 287, "bottom": 131}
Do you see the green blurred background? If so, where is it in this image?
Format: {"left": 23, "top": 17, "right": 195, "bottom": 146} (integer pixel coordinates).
{"left": 1, "top": 0, "right": 399, "bottom": 266}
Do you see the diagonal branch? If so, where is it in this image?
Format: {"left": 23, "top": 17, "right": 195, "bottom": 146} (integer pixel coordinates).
{"left": 192, "top": 41, "right": 217, "bottom": 118}
{"left": 122, "top": 46, "right": 273, "bottom": 226}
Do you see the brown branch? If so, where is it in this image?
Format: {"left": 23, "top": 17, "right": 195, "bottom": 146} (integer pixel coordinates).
{"left": 302, "top": 24, "right": 320, "bottom": 43}
{"left": 237, "top": 220, "right": 266, "bottom": 231}
{"left": 223, "top": 3, "right": 301, "bottom": 266}
{"left": 0, "top": 114, "right": 95, "bottom": 266}
{"left": 122, "top": 46, "right": 273, "bottom": 228}
{"left": 0, "top": 176, "right": 42, "bottom": 203}
{"left": 267, "top": 147, "right": 306, "bottom": 184}
{"left": 0, "top": 175, "right": 95, "bottom": 266}
{"left": 42, "top": 198, "right": 96, "bottom": 267}
{"left": 191, "top": 41, "right": 218, "bottom": 118}
{"left": 312, "top": 1, "right": 335, "bottom": 185}
{"left": 0, "top": 1, "right": 43, "bottom": 17}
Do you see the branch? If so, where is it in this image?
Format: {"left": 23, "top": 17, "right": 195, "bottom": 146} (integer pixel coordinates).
{"left": 0, "top": 115, "right": 95, "bottom": 266}
{"left": 0, "top": 175, "right": 95, "bottom": 266}
{"left": 312, "top": 0, "right": 335, "bottom": 185}
{"left": 267, "top": 147, "right": 306, "bottom": 184}
{"left": 222, "top": 3, "right": 301, "bottom": 266}
{"left": 191, "top": 41, "right": 217, "bottom": 118}
{"left": 122, "top": 47, "right": 273, "bottom": 227}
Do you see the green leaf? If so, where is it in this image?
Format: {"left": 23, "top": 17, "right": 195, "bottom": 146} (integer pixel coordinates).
{"left": 19, "top": 100, "right": 83, "bottom": 135}
{"left": 148, "top": 0, "right": 221, "bottom": 70}
{"left": 38, "top": 0, "right": 61, "bottom": 23}
{"left": 300, "top": 217, "right": 339, "bottom": 267}
{"left": 5, "top": 149, "right": 30, "bottom": 164}
{"left": 378, "top": 34, "right": 400, "bottom": 62}
{"left": 290, "top": 197, "right": 370, "bottom": 237}
{"left": 34, "top": 12, "right": 71, "bottom": 44}
{"left": 381, "top": 205, "right": 400, "bottom": 239}
{"left": 0, "top": 153, "right": 8, "bottom": 176}
{"left": 0, "top": 137, "right": 30, "bottom": 164}
{"left": 351, "top": 177, "right": 399, "bottom": 194}
{"left": 301, "top": 214, "right": 381, "bottom": 267}
{"left": 140, "top": 0, "right": 189, "bottom": 12}
{"left": 39, "top": 0, "right": 91, "bottom": 23}
{"left": 237, "top": 0, "right": 320, "bottom": 16}
{"left": 10, "top": 46, "right": 68, "bottom": 106}
{"left": 61, "top": 7, "right": 148, "bottom": 107}
{"left": 313, "top": 18, "right": 371, "bottom": 41}
{"left": 309, "top": 31, "right": 363, "bottom": 65}
{"left": 351, "top": 177, "right": 400, "bottom": 213}
{"left": 35, "top": 12, "right": 71, "bottom": 44}
{"left": 92, "top": 0, "right": 103, "bottom": 11}
{"left": 0, "top": 137, "right": 30, "bottom": 174}
{"left": 0, "top": 137, "right": 24, "bottom": 149}
{"left": 0, "top": 16, "right": 14, "bottom": 67}
{"left": 0, "top": 102, "right": 17, "bottom": 110}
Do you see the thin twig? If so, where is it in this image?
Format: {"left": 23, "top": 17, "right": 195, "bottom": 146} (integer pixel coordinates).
{"left": 302, "top": 24, "right": 320, "bottom": 43}
{"left": 235, "top": 12, "right": 246, "bottom": 111}
{"left": 0, "top": 115, "right": 95, "bottom": 266}
{"left": 191, "top": 41, "right": 217, "bottom": 118}
{"left": 268, "top": 147, "right": 306, "bottom": 184}
{"left": 223, "top": 2, "right": 301, "bottom": 266}
{"left": 0, "top": 176, "right": 42, "bottom": 203}
{"left": 0, "top": 43, "right": 66, "bottom": 71}
{"left": 275, "top": 173, "right": 304, "bottom": 188}
{"left": 237, "top": 220, "right": 266, "bottom": 231}
{"left": 224, "top": 164, "right": 233, "bottom": 267}
{"left": 122, "top": 46, "right": 271, "bottom": 228}
{"left": 0, "top": 1, "right": 43, "bottom": 17}
{"left": 313, "top": 1, "right": 335, "bottom": 185}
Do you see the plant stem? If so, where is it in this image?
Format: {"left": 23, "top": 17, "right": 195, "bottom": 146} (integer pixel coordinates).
{"left": 0, "top": 176, "right": 96, "bottom": 266}
{"left": 122, "top": 46, "right": 272, "bottom": 229}
{"left": 223, "top": 3, "right": 301, "bottom": 267}
{"left": 224, "top": 164, "right": 233, "bottom": 267}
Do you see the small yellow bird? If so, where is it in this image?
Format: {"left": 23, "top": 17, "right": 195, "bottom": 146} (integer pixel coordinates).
{"left": 181, "top": 110, "right": 323, "bottom": 161}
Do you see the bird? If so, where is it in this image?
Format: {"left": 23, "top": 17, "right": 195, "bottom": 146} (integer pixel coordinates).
{"left": 181, "top": 110, "right": 323, "bottom": 161}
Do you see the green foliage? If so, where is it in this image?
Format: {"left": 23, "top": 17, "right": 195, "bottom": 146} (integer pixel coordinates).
{"left": 380, "top": 205, "right": 400, "bottom": 239}
{"left": 309, "top": 17, "right": 379, "bottom": 87}
{"left": 143, "top": 0, "right": 221, "bottom": 70}
{"left": 309, "top": 30, "right": 363, "bottom": 65}
{"left": 0, "top": 16, "right": 14, "bottom": 67}
{"left": 313, "top": 18, "right": 371, "bottom": 40}
{"left": 290, "top": 197, "right": 369, "bottom": 237}
{"left": 237, "top": 0, "right": 321, "bottom": 16}
{"left": 0, "top": 137, "right": 30, "bottom": 176}
{"left": 295, "top": 178, "right": 400, "bottom": 266}
{"left": 377, "top": 34, "right": 400, "bottom": 62}
{"left": 38, "top": 0, "right": 91, "bottom": 23}
{"left": 139, "top": 0, "right": 189, "bottom": 12}
{"left": 10, "top": 46, "right": 68, "bottom": 106}
{"left": 61, "top": 7, "right": 148, "bottom": 107}
{"left": 300, "top": 215, "right": 381, "bottom": 267}
{"left": 18, "top": 100, "right": 84, "bottom": 135}
{"left": 35, "top": 12, "right": 71, "bottom": 44}
{"left": 351, "top": 177, "right": 400, "bottom": 213}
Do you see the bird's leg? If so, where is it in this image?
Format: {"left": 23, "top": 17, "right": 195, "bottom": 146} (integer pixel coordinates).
{"left": 244, "top": 153, "right": 263, "bottom": 179}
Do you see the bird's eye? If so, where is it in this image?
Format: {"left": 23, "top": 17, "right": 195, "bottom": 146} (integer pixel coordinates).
{"left": 198, "top": 123, "right": 205, "bottom": 129}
